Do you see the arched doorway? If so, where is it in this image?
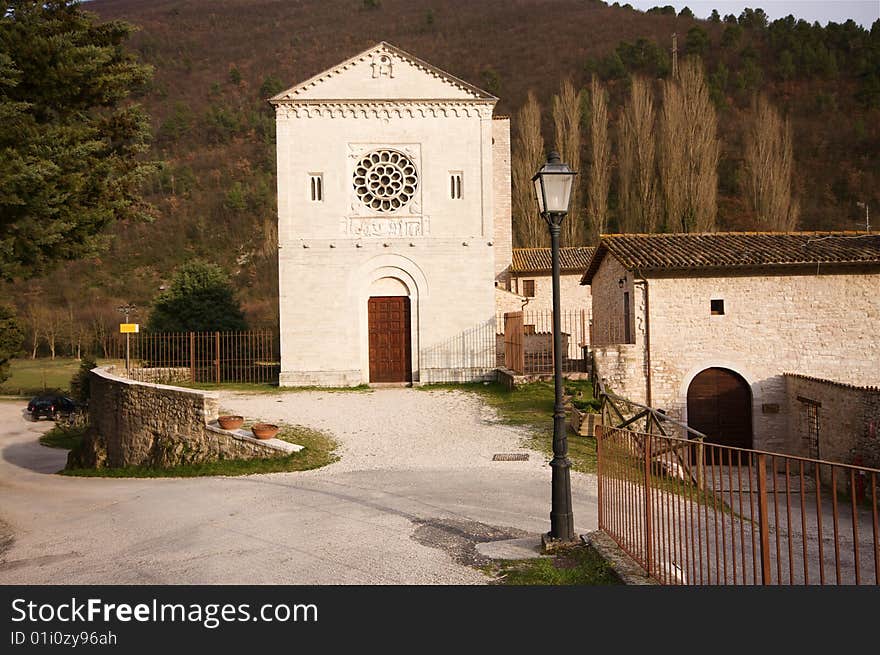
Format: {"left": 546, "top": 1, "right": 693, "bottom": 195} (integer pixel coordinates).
{"left": 367, "top": 277, "right": 412, "bottom": 383}
{"left": 687, "top": 367, "right": 752, "bottom": 451}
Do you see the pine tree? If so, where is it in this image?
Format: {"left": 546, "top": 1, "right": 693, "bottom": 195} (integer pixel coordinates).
{"left": 148, "top": 261, "right": 248, "bottom": 333}
{"left": 0, "top": 1, "right": 155, "bottom": 281}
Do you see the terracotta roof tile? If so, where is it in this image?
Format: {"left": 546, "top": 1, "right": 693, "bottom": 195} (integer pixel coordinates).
{"left": 511, "top": 247, "right": 596, "bottom": 273}
{"left": 581, "top": 232, "right": 880, "bottom": 283}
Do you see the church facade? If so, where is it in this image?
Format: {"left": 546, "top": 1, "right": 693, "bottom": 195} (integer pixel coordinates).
{"left": 271, "top": 42, "right": 512, "bottom": 386}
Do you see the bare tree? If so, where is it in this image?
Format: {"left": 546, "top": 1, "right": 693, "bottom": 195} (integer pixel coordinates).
{"left": 659, "top": 59, "right": 720, "bottom": 232}
{"left": 89, "top": 309, "right": 111, "bottom": 359}
{"left": 21, "top": 296, "right": 44, "bottom": 359}
{"left": 553, "top": 79, "right": 584, "bottom": 245}
{"left": 743, "top": 94, "right": 799, "bottom": 231}
{"left": 64, "top": 301, "right": 89, "bottom": 360}
{"left": 43, "top": 309, "right": 63, "bottom": 360}
{"left": 618, "top": 77, "right": 658, "bottom": 233}
{"left": 511, "top": 92, "right": 547, "bottom": 247}
{"left": 587, "top": 75, "right": 611, "bottom": 243}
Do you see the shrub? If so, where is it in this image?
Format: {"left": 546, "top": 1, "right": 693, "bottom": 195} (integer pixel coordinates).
{"left": 70, "top": 356, "right": 97, "bottom": 403}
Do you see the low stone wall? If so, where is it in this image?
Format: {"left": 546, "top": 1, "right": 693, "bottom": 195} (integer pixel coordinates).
{"left": 591, "top": 344, "right": 646, "bottom": 405}
{"left": 785, "top": 373, "right": 880, "bottom": 469}
{"left": 126, "top": 367, "right": 192, "bottom": 385}
{"left": 70, "top": 367, "right": 292, "bottom": 469}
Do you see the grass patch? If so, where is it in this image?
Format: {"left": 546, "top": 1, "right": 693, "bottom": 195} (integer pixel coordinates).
{"left": 485, "top": 544, "right": 621, "bottom": 585}
{"left": 39, "top": 424, "right": 87, "bottom": 450}
{"left": 0, "top": 357, "right": 123, "bottom": 396}
{"left": 61, "top": 423, "right": 339, "bottom": 478}
{"left": 0, "top": 358, "right": 81, "bottom": 396}
{"left": 421, "top": 380, "right": 598, "bottom": 473}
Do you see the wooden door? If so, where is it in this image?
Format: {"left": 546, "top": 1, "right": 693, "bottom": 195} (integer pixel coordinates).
{"left": 687, "top": 368, "right": 752, "bottom": 451}
{"left": 368, "top": 296, "right": 411, "bottom": 383}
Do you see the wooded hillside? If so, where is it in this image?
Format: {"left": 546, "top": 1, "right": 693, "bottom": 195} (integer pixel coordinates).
{"left": 7, "top": 0, "right": 879, "bottom": 349}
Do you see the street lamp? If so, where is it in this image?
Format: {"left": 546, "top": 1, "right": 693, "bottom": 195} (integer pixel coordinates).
{"left": 532, "top": 151, "right": 578, "bottom": 547}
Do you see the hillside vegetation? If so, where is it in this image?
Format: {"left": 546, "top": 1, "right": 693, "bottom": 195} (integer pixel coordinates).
{"left": 6, "top": 0, "right": 879, "bottom": 351}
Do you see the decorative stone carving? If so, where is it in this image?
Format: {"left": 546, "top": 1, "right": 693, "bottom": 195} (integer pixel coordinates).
{"left": 341, "top": 216, "right": 430, "bottom": 238}
{"left": 371, "top": 53, "right": 394, "bottom": 78}
{"left": 274, "top": 101, "right": 494, "bottom": 121}
{"left": 353, "top": 149, "right": 419, "bottom": 213}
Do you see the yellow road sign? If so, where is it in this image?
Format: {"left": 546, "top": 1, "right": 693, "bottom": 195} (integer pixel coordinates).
{"left": 119, "top": 323, "right": 140, "bottom": 333}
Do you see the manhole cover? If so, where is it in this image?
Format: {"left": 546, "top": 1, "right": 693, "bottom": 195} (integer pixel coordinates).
{"left": 492, "top": 453, "right": 529, "bottom": 461}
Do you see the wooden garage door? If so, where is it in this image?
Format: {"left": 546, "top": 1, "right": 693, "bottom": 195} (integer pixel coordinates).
{"left": 687, "top": 368, "right": 752, "bottom": 450}
{"left": 368, "top": 296, "right": 411, "bottom": 383}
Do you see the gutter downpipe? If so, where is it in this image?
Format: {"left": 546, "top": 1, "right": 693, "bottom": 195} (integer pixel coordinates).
{"left": 634, "top": 271, "right": 652, "bottom": 408}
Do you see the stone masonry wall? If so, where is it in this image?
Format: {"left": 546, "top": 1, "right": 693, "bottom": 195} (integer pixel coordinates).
{"left": 588, "top": 256, "right": 880, "bottom": 454}
{"left": 590, "top": 255, "right": 635, "bottom": 348}
{"left": 646, "top": 269, "right": 880, "bottom": 452}
{"left": 785, "top": 374, "right": 880, "bottom": 468}
{"left": 493, "top": 117, "right": 512, "bottom": 282}
{"left": 589, "top": 255, "right": 647, "bottom": 403}
{"left": 77, "top": 367, "right": 288, "bottom": 469}
{"left": 509, "top": 272, "right": 592, "bottom": 317}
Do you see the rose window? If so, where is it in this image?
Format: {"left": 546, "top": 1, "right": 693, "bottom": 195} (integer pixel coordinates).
{"left": 353, "top": 149, "right": 418, "bottom": 213}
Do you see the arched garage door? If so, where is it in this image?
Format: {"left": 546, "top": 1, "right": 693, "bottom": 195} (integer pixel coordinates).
{"left": 686, "top": 368, "right": 752, "bottom": 450}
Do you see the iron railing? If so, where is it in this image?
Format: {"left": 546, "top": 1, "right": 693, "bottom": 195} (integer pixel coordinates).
{"left": 106, "top": 330, "right": 278, "bottom": 385}
{"left": 597, "top": 425, "right": 880, "bottom": 585}
{"left": 496, "top": 309, "right": 589, "bottom": 374}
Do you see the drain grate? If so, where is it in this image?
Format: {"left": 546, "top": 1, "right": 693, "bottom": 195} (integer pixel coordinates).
{"left": 492, "top": 453, "right": 529, "bottom": 461}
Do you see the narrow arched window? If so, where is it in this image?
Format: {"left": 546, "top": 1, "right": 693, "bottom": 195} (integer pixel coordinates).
{"left": 309, "top": 174, "right": 323, "bottom": 202}
{"left": 450, "top": 172, "right": 462, "bottom": 199}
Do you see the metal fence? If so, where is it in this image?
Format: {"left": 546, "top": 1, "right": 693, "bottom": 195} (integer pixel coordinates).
{"left": 597, "top": 425, "right": 880, "bottom": 585}
{"left": 107, "top": 330, "right": 278, "bottom": 385}
{"left": 496, "top": 310, "right": 589, "bottom": 374}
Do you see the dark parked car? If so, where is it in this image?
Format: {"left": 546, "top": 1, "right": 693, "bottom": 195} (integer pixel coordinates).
{"left": 26, "top": 395, "right": 77, "bottom": 421}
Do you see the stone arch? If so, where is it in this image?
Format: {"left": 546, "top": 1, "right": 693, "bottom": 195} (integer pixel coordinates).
{"left": 353, "top": 254, "right": 428, "bottom": 383}
{"left": 684, "top": 366, "right": 754, "bottom": 451}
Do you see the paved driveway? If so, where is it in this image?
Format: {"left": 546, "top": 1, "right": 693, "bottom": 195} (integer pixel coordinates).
{"left": 0, "top": 389, "right": 597, "bottom": 584}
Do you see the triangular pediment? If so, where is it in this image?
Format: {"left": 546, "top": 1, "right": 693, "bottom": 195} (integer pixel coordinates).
{"left": 270, "top": 42, "right": 496, "bottom": 103}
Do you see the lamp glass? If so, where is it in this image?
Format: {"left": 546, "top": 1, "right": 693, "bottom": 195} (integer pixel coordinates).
{"left": 541, "top": 174, "right": 574, "bottom": 214}
{"left": 532, "top": 153, "right": 577, "bottom": 215}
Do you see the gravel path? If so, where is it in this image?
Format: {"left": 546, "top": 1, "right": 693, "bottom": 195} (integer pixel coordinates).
{"left": 0, "top": 390, "right": 597, "bottom": 584}
{"left": 218, "top": 387, "right": 549, "bottom": 474}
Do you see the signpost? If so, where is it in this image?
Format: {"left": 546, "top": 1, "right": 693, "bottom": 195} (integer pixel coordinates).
{"left": 119, "top": 322, "right": 139, "bottom": 374}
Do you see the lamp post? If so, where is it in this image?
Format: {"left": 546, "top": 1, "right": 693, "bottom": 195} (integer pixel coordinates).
{"left": 532, "top": 151, "right": 578, "bottom": 546}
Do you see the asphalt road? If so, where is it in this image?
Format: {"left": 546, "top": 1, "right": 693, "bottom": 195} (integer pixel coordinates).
{"left": 0, "top": 395, "right": 598, "bottom": 584}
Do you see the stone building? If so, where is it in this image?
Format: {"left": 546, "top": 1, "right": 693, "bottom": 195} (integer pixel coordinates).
{"left": 582, "top": 231, "right": 880, "bottom": 455}
{"left": 271, "top": 42, "right": 511, "bottom": 386}
{"left": 498, "top": 246, "right": 594, "bottom": 316}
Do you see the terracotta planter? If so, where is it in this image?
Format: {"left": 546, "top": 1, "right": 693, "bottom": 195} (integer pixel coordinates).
{"left": 251, "top": 423, "right": 279, "bottom": 440}
{"left": 218, "top": 415, "right": 244, "bottom": 430}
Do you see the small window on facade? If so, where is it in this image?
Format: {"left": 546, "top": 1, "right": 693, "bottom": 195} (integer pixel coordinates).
{"left": 309, "top": 174, "right": 323, "bottom": 202}
{"left": 522, "top": 279, "right": 535, "bottom": 297}
{"left": 711, "top": 299, "right": 725, "bottom": 315}
{"left": 450, "top": 172, "right": 462, "bottom": 199}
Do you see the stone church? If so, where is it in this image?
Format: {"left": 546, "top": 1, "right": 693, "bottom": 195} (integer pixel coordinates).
{"left": 271, "top": 42, "right": 512, "bottom": 386}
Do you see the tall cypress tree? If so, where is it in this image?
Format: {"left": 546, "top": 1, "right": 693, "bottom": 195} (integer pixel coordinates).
{"left": 0, "top": 1, "right": 154, "bottom": 281}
